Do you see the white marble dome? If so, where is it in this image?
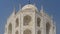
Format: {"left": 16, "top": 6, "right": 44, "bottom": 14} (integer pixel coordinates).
{"left": 22, "top": 4, "right": 38, "bottom": 11}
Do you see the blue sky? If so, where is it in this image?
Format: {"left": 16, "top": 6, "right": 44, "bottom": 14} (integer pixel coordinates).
{"left": 0, "top": 0, "right": 60, "bottom": 34}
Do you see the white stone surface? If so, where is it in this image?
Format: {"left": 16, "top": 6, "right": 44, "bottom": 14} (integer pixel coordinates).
{"left": 4, "top": 4, "right": 56, "bottom": 34}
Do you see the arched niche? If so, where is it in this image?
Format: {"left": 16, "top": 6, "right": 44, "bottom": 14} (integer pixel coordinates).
{"left": 15, "top": 31, "right": 18, "bottom": 34}
{"left": 46, "top": 22, "right": 50, "bottom": 34}
{"left": 37, "top": 18, "right": 41, "bottom": 27}
{"left": 23, "top": 15, "right": 31, "bottom": 26}
{"left": 37, "top": 30, "right": 41, "bottom": 34}
{"left": 8, "top": 23, "right": 12, "bottom": 34}
{"left": 23, "top": 29, "right": 32, "bottom": 34}
{"left": 16, "top": 18, "right": 19, "bottom": 27}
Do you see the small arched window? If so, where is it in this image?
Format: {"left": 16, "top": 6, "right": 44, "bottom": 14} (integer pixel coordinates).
{"left": 8, "top": 23, "right": 12, "bottom": 34}
{"left": 23, "top": 29, "right": 31, "bottom": 34}
{"left": 37, "top": 18, "right": 41, "bottom": 27}
{"left": 37, "top": 30, "right": 41, "bottom": 34}
{"left": 16, "top": 18, "right": 19, "bottom": 27}
{"left": 46, "top": 23, "right": 50, "bottom": 34}
{"left": 23, "top": 15, "right": 31, "bottom": 26}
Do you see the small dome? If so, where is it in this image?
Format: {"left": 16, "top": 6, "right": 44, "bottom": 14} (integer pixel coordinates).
{"left": 22, "top": 4, "right": 38, "bottom": 11}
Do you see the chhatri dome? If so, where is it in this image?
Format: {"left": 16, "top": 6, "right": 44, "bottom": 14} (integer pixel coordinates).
{"left": 22, "top": 4, "right": 38, "bottom": 11}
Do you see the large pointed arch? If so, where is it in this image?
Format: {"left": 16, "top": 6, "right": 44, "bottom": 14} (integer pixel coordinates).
{"left": 23, "top": 15, "right": 31, "bottom": 26}
{"left": 23, "top": 29, "right": 32, "bottom": 34}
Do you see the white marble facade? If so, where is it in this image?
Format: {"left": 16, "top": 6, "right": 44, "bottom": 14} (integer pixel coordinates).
{"left": 4, "top": 4, "right": 56, "bottom": 34}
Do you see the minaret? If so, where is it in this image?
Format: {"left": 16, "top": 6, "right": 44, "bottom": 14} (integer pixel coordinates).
{"left": 13, "top": 5, "right": 16, "bottom": 14}
{"left": 40, "top": 5, "right": 44, "bottom": 13}
{"left": 40, "top": 5, "right": 44, "bottom": 16}
{"left": 19, "top": 4, "right": 21, "bottom": 10}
